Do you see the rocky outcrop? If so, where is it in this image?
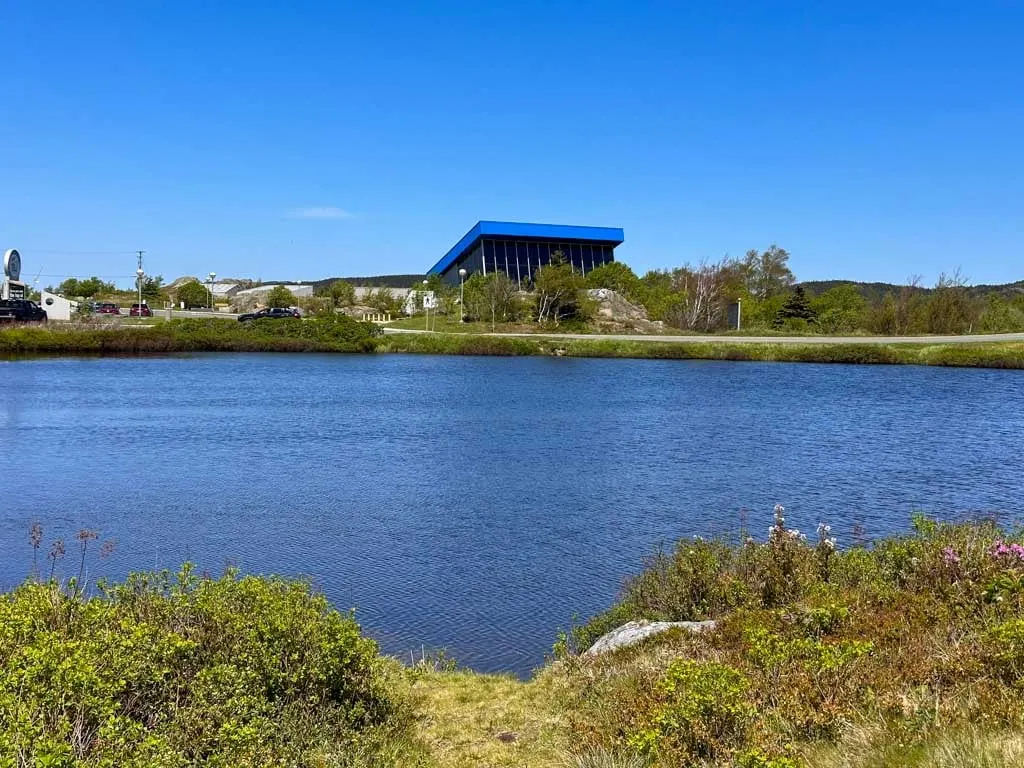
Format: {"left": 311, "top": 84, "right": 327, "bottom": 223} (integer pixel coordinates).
{"left": 586, "top": 289, "right": 648, "bottom": 322}
{"left": 584, "top": 619, "right": 716, "bottom": 657}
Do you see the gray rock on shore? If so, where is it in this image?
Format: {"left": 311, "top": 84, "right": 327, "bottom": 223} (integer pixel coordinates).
{"left": 584, "top": 619, "right": 716, "bottom": 657}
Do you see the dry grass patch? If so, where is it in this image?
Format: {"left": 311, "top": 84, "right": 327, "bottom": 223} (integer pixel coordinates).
{"left": 410, "top": 668, "right": 570, "bottom": 767}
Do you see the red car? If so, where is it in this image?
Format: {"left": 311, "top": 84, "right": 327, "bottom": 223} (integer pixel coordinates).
{"left": 129, "top": 303, "right": 153, "bottom": 317}
{"left": 95, "top": 302, "right": 121, "bottom": 316}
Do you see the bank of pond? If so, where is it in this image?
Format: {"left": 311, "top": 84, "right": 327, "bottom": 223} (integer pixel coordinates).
{"left": 4, "top": 515, "right": 1024, "bottom": 767}
{"left": 2, "top": 317, "right": 1024, "bottom": 368}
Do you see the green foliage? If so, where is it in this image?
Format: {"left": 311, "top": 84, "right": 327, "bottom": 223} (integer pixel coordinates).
{"left": 57, "top": 276, "right": 117, "bottom": 298}
{"left": 774, "top": 286, "right": 816, "bottom": 327}
{"left": 984, "top": 619, "right": 1024, "bottom": 683}
{"left": 925, "top": 271, "right": 978, "bottom": 334}
{"left": 363, "top": 286, "right": 403, "bottom": 314}
{"left": 978, "top": 295, "right": 1024, "bottom": 333}
{"left": 565, "top": 515, "right": 1024, "bottom": 767}
{"left": 317, "top": 279, "right": 357, "bottom": 308}
{"left": 811, "top": 284, "right": 868, "bottom": 334}
{"left": 628, "top": 660, "right": 753, "bottom": 762}
{"left": 742, "top": 245, "right": 795, "bottom": 299}
{"left": 535, "top": 255, "right": 588, "bottom": 325}
{"left": 585, "top": 262, "right": 641, "bottom": 300}
{"left": 0, "top": 568, "right": 401, "bottom": 766}
{"left": 463, "top": 272, "right": 520, "bottom": 327}
{"left": 265, "top": 285, "right": 296, "bottom": 308}
{"left": 175, "top": 281, "right": 210, "bottom": 309}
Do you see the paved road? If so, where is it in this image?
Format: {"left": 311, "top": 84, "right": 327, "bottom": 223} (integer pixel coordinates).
{"left": 382, "top": 328, "right": 1024, "bottom": 345}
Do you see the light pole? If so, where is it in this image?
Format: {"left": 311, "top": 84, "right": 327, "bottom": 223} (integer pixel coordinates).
{"left": 458, "top": 268, "right": 467, "bottom": 323}
{"left": 136, "top": 267, "right": 144, "bottom": 321}
{"left": 208, "top": 272, "right": 216, "bottom": 312}
{"left": 422, "top": 279, "right": 429, "bottom": 331}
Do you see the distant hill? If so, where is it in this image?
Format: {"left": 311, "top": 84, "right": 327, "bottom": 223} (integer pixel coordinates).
{"left": 311, "top": 275, "right": 424, "bottom": 289}
{"left": 800, "top": 279, "right": 1024, "bottom": 303}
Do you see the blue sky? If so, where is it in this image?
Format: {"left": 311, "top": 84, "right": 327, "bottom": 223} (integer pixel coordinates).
{"left": 1, "top": 1, "right": 1021, "bottom": 288}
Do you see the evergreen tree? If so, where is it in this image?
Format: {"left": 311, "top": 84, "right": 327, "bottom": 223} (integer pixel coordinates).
{"left": 774, "top": 285, "right": 816, "bottom": 326}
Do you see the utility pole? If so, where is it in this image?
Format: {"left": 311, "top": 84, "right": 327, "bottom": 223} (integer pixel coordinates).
{"left": 136, "top": 250, "right": 145, "bottom": 321}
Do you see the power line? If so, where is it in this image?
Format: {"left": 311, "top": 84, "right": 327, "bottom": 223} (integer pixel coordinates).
{"left": 19, "top": 250, "right": 143, "bottom": 256}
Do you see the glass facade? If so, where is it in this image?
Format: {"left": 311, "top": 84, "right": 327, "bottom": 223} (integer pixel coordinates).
{"left": 441, "top": 237, "right": 617, "bottom": 288}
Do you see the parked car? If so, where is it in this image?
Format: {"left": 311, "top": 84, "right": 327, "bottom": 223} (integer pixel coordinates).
{"left": 95, "top": 302, "right": 121, "bottom": 315}
{"left": 238, "top": 307, "right": 301, "bottom": 322}
{"left": 129, "top": 303, "right": 153, "bottom": 317}
{"left": 0, "top": 299, "right": 47, "bottom": 323}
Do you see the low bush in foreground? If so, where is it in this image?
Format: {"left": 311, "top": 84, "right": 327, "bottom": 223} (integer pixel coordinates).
{"left": 0, "top": 567, "right": 408, "bottom": 767}
{"left": 558, "top": 511, "right": 1024, "bottom": 767}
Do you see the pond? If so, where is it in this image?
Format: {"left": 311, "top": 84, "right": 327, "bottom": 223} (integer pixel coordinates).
{"left": 1, "top": 354, "right": 1021, "bottom": 674}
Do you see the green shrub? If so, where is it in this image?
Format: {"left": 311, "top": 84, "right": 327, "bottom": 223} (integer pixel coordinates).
{"left": 628, "top": 659, "right": 753, "bottom": 762}
{"left": 0, "top": 567, "right": 402, "bottom": 766}
{"left": 984, "top": 619, "right": 1024, "bottom": 684}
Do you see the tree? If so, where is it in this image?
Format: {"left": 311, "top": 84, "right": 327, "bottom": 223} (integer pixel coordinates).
{"left": 176, "top": 281, "right": 210, "bottom": 309}
{"left": 925, "top": 269, "right": 977, "bottom": 335}
{"left": 364, "top": 286, "right": 402, "bottom": 314}
{"left": 317, "top": 280, "right": 356, "bottom": 309}
{"left": 742, "top": 245, "right": 795, "bottom": 299}
{"left": 811, "top": 284, "right": 868, "bottom": 334}
{"left": 140, "top": 275, "right": 165, "bottom": 301}
{"left": 535, "top": 253, "right": 587, "bottom": 326}
{"left": 58, "top": 276, "right": 116, "bottom": 298}
{"left": 266, "top": 285, "right": 296, "bottom": 309}
{"left": 870, "top": 275, "right": 926, "bottom": 335}
{"left": 978, "top": 295, "right": 1024, "bottom": 333}
{"left": 464, "top": 273, "right": 518, "bottom": 329}
{"left": 662, "top": 259, "right": 734, "bottom": 332}
{"left": 774, "top": 286, "right": 816, "bottom": 327}
{"left": 585, "top": 262, "right": 641, "bottom": 299}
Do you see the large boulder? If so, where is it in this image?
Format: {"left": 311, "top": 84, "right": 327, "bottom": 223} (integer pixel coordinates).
{"left": 586, "top": 288, "right": 648, "bottom": 322}
{"left": 584, "top": 619, "right": 716, "bottom": 657}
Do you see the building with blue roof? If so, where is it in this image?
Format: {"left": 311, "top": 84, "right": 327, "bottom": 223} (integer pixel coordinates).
{"left": 427, "top": 221, "right": 624, "bottom": 287}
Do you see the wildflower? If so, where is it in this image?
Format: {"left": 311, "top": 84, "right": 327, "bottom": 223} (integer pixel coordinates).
{"left": 29, "top": 522, "right": 43, "bottom": 549}
{"left": 49, "top": 540, "right": 65, "bottom": 561}
{"left": 77, "top": 529, "right": 98, "bottom": 544}
{"left": 941, "top": 546, "right": 961, "bottom": 566}
{"left": 989, "top": 540, "right": 1024, "bottom": 563}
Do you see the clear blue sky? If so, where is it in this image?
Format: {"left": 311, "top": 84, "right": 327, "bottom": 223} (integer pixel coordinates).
{"left": 2, "top": 1, "right": 1021, "bottom": 288}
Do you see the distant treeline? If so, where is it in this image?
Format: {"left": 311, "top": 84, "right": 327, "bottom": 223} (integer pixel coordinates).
{"left": 311, "top": 275, "right": 423, "bottom": 289}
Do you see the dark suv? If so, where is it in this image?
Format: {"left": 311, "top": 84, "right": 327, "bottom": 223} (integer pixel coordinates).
{"left": 0, "top": 299, "right": 47, "bottom": 323}
{"left": 238, "top": 307, "right": 301, "bottom": 322}
{"left": 94, "top": 302, "right": 121, "bottom": 316}
{"left": 129, "top": 303, "right": 153, "bottom": 317}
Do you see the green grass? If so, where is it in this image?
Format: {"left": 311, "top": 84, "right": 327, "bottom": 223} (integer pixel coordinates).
{"left": 377, "top": 332, "right": 1024, "bottom": 368}
{"left": 4, "top": 320, "right": 1024, "bottom": 367}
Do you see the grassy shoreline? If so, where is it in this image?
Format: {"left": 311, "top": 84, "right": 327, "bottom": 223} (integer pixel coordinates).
{"left": 2, "top": 321, "right": 1024, "bottom": 367}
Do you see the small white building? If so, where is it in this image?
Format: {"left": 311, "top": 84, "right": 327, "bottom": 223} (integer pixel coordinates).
{"left": 40, "top": 291, "right": 78, "bottom": 321}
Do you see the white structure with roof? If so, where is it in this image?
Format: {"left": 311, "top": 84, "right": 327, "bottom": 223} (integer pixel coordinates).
{"left": 39, "top": 291, "right": 78, "bottom": 321}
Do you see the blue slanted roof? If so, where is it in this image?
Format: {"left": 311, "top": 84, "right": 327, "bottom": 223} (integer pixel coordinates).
{"left": 428, "top": 221, "right": 625, "bottom": 276}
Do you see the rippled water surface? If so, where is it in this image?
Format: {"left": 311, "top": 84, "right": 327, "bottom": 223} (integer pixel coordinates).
{"left": 1, "top": 354, "right": 1022, "bottom": 673}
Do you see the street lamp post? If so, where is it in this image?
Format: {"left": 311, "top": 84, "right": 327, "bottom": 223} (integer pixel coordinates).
{"left": 422, "top": 279, "right": 429, "bottom": 332}
{"left": 208, "top": 272, "right": 216, "bottom": 312}
{"left": 458, "top": 268, "right": 467, "bottom": 323}
{"left": 136, "top": 267, "right": 145, "bottom": 321}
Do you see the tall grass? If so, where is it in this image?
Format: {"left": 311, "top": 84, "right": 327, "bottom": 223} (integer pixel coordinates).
{"left": 4, "top": 322, "right": 1024, "bottom": 367}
